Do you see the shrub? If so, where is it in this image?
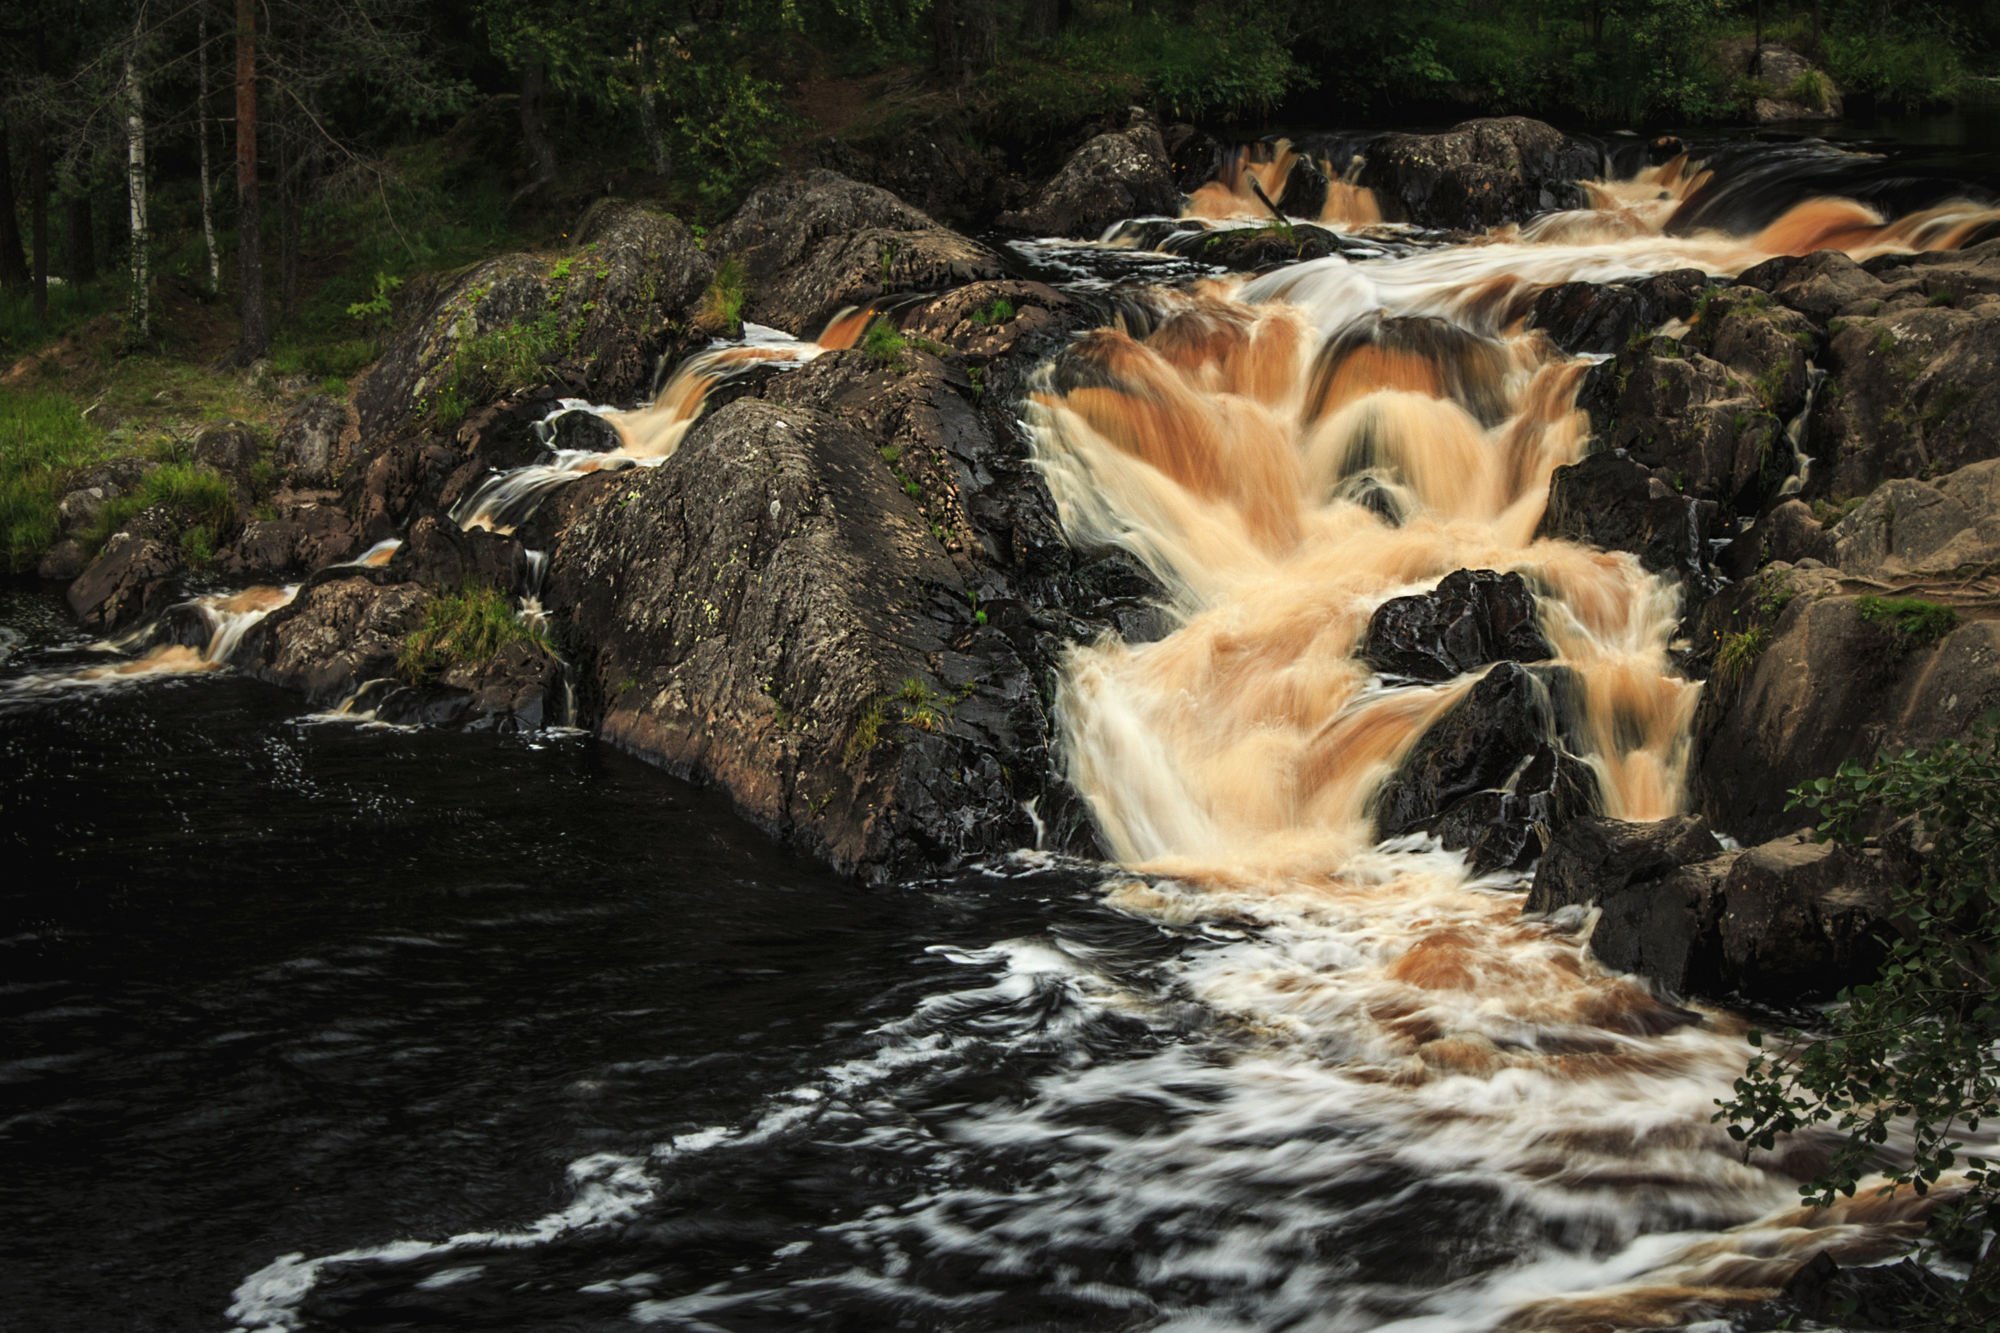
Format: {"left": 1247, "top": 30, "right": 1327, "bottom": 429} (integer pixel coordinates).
{"left": 1785, "top": 68, "right": 1833, "bottom": 112}
{"left": 1719, "top": 723, "right": 2000, "bottom": 1321}
{"left": 695, "top": 258, "right": 746, "bottom": 332}
{"left": 971, "top": 297, "right": 1015, "bottom": 327}
{"left": 1714, "top": 626, "right": 1771, "bottom": 686}
{"left": 433, "top": 313, "right": 567, "bottom": 426}
{"left": 1857, "top": 594, "right": 1958, "bottom": 647}
{"left": 397, "top": 585, "right": 548, "bottom": 682}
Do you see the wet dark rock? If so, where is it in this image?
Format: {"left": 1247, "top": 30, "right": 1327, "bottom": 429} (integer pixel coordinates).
{"left": 356, "top": 201, "right": 711, "bottom": 438}
{"left": 998, "top": 109, "right": 1182, "bottom": 239}
{"left": 1373, "top": 661, "right": 1599, "bottom": 872}
{"left": 389, "top": 513, "right": 526, "bottom": 594}
{"left": 1355, "top": 117, "right": 1599, "bottom": 231}
{"left": 1171, "top": 224, "right": 1349, "bottom": 271}
{"left": 66, "top": 533, "right": 181, "bottom": 632}
{"left": 372, "top": 639, "right": 567, "bottom": 732}
{"left": 216, "top": 498, "right": 358, "bottom": 580}
{"left": 1584, "top": 830, "right": 1897, "bottom": 1004}
{"left": 896, "top": 280, "right": 1077, "bottom": 363}
{"left": 1716, "top": 499, "right": 1834, "bottom": 580}
{"left": 540, "top": 407, "right": 623, "bottom": 453}
{"left": 355, "top": 434, "right": 459, "bottom": 543}
{"left": 542, "top": 396, "right": 1044, "bottom": 882}
{"left": 1538, "top": 452, "right": 1715, "bottom": 589}
{"left": 1691, "top": 586, "right": 2000, "bottom": 844}
{"left": 273, "top": 395, "right": 355, "bottom": 485}
{"left": 1681, "top": 288, "right": 1818, "bottom": 419}
{"left": 1528, "top": 269, "right": 1709, "bottom": 355}
{"left": 1772, "top": 1252, "right": 1960, "bottom": 1330}
{"left": 240, "top": 575, "right": 431, "bottom": 702}
{"left": 1163, "top": 123, "right": 1223, "bottom": 194}
{"left": 1359, "top": 569, "right": 1552, "bottom": 682}
{"left": 1736, "top": 249, "right": 1886, "bottom": 322}
{"left": 1524, "top": 814, "right": 1725, "bottom": 915}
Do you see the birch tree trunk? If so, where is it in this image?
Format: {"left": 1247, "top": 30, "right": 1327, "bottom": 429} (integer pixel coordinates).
{"left": 235, "top": 0, "right": 267, "bottom": 362}
{"left": 198, "top": 7, "right": 222, "bottom": 295}
{"left": 124, "top": 43, "right": 150, "bottom": 346}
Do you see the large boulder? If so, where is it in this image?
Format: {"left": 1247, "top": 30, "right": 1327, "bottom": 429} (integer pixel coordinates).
{"left": 355, "top": 201, "right": 711, "bottom": 438}
{"left": 1691, "top": 586, "right": 2000, "bottom": 844}
{"left": 1524, "top": 813, "right": 1724, "bottom": 915}
{"left": 1583, "top": 831, "right": 1896, "bottom": 1005}
{"left": 1832, "top": 458, "right": 2000, "bottom": 578}
{"left": 1528, "top": 269, "right": 1709, "bottom": 355}
{"left": 1373, "top": 661, "right": 1599, "bottom": 872}
{"left": 714, "top": 169, "right": 1005, "bottom": 336}
{"left": 65, "top": 533, "right": 181, "bottom": 632}
{"left": 998, "top": 109, "right": 1182, "bottom": 239}
{"left": 1750, "top": 44, "right": 1843, "bottom": 122}
{"left": 1358, "top": 568, "right": 1553, "bottom": 682}
{"left": 273, "top": 395, "right": 355, "bottom": 486}
{"left": 542, "top": 395, "right": 1045, "bottom": 881}
{"left": 1355, "top": 117, "right": 1600, "bottom": 231}
{"left": 239, "top": 575, "right": 432, "bottom": 702}
{"left": 216, "top": 496, "right": 358, "bottom": 580}
{"left": 1537, "top": 451, "right": 1716, "bottom": 594}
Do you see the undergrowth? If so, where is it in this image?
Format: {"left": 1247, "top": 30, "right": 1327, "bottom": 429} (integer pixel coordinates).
{"left": 0, "top": 389, "right": 107, "bottom": 571}
{"left": 1857, "top": 594, "right": 1959, "bottom": 647}
{"left": 397, "top": 584, "right": 549, "bottom": 682}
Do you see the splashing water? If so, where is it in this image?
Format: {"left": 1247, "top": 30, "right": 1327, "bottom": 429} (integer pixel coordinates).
{"left": 451, "top": 310, "right": 876, "bottom": 533}
{"left": 1, "top": 584, "right": 298, "bottom": 699}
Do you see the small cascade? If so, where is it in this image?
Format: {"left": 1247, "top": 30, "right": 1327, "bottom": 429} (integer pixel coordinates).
{"left": 1778, "top": 365, "right": 1828, "bottom": 497}
{"left": 342, "top": 537, "right": 403, "bottom": 568}
{"left": 450, "top": 312, "right": 872, "bottom": 534}
{"left": 1182, "top": 137, "right": 1384, "bottom": 228}
{"left": 2, "top": 585, "right": 298, "bottom": 698}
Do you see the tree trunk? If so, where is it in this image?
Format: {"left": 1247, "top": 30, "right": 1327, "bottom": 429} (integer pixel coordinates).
{"left": 29, "top": 129, "right": 47, "bottom": 322}
{"left": 66, "top": 195, "right": 96, "bottom": 284}
{"left": 124, "top": 44, "right": 150, "bottom": 346}
{"left": 235, "top": 0, "right": 267, "bottom": 362}
{"left": 514, "top": 55, "right": 559, "bottom": 202}
{"left": 932, "top": 0, "right": 998, "bottom": 81}
{"left": 198, "top": 6, "right": 222, "bottom": 295}
{"left": 633, "top": 41, "right": 671, "bottom": 179}
{"left": 0, "top": 122, "right": 29, "bottom": 291}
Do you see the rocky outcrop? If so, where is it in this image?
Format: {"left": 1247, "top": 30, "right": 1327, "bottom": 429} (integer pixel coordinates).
{"left": 1528, "top": 269, "right": 1708, "bottom": 355}
{"left": 1524, "top": 814, "right": 1724, "bottom": 915}
{"left": 274, "top": 395, "right": 355, "bottom": 486}
{"left": 355, "top": 201, "right": 712, "bottom": 439}
{"left": 1584, "top": 831, "right": 1895, "bottom": 1005}
{"left": 1374, "top": 661, "right": 1598, "bottom": 872}
{"left": 1355, "top": 117, "right": 1599, "bottom": 231}
{"left": 542, "top": 395, "right": 1047, "bottom": 881}
{"left": 812, "top": 127, "right": 1025, "bottom": 231}
{"left": 998, "top": 109, "right": 1182, "bottom": 239}
{"left": 65, "top": 533, "right": 181, "bottom": 632}
{"left": 1359, "top": 568, "right": 1552, "bottom": 682}
{"left": 715, "top": 169, "right": 1006, "bottom": 336}
{"left": 1691, "top": 578, "right": 2000, "bottom": 844}
{"left": 216, "top": 494, "right": 358, "bottom": 580}
{"left": 1831, "top": 458, "right": 2000, "bottom": 577}
{"left": 1749, "top": 44, "right": 1843, "bottom": 122}
{"left": 1538, "top": 452, "right": 1715, "bottom": 593}
{"left": 240, "top": 575, "right": 432, "bottom": 702}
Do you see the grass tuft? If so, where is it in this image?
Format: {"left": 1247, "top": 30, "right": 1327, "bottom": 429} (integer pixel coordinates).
{"left": 0, "top": 389, "right": 107, "bottom": 571}
{"left": 1856, "top": 595, "right": 1959, "bottom": 647}
{"left": 397, "top": 584, "right": 549, "bottom": 682}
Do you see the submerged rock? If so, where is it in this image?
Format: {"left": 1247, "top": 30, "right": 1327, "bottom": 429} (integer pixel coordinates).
{"left": 998, "top": 109, "right": 1182, "bottom": 239}
{"left": 1355, "top": 117, "right": 1599, "bottom": 231}
{"left": 1359, "top": 568, "right": 1552, "bottom": 683}
{"left": 1373, "top": 661, "right": 1598, "bottom": 872}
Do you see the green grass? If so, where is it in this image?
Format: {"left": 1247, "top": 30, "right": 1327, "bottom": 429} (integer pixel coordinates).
{"left": 1856, "top": 595, "right": 1959, "bottom": 647}
{"left": 397, "top": 585, "right": 550, "bottom": 682}
{"left": 84, "top": 462, "right": 237, "bottom": 557}
{"left": 694, "top": 257, "right": 747, "bottom": 332}
{"left": 1784, "top": 69, "right": 1833, "bottom": 113}
{"left": 971, "top": 297, "right": 1015, "bottom": 327}
{"left": 0, "top": 389, "right": 108, "bottom": 571}
{"left": 1715, "top": 626, "right": 1771, "bottom": 687}
{"left": 862, "top": 320, "right": 909, "bottom": 369}
{"left": 0, "top": 279, "right": 122, "bottom": 361}
{"left": 894, "top": 677, "right": 947, "bottom": 732}
{"left": 433, "top": 314, "right": 568, "bottom": 427}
